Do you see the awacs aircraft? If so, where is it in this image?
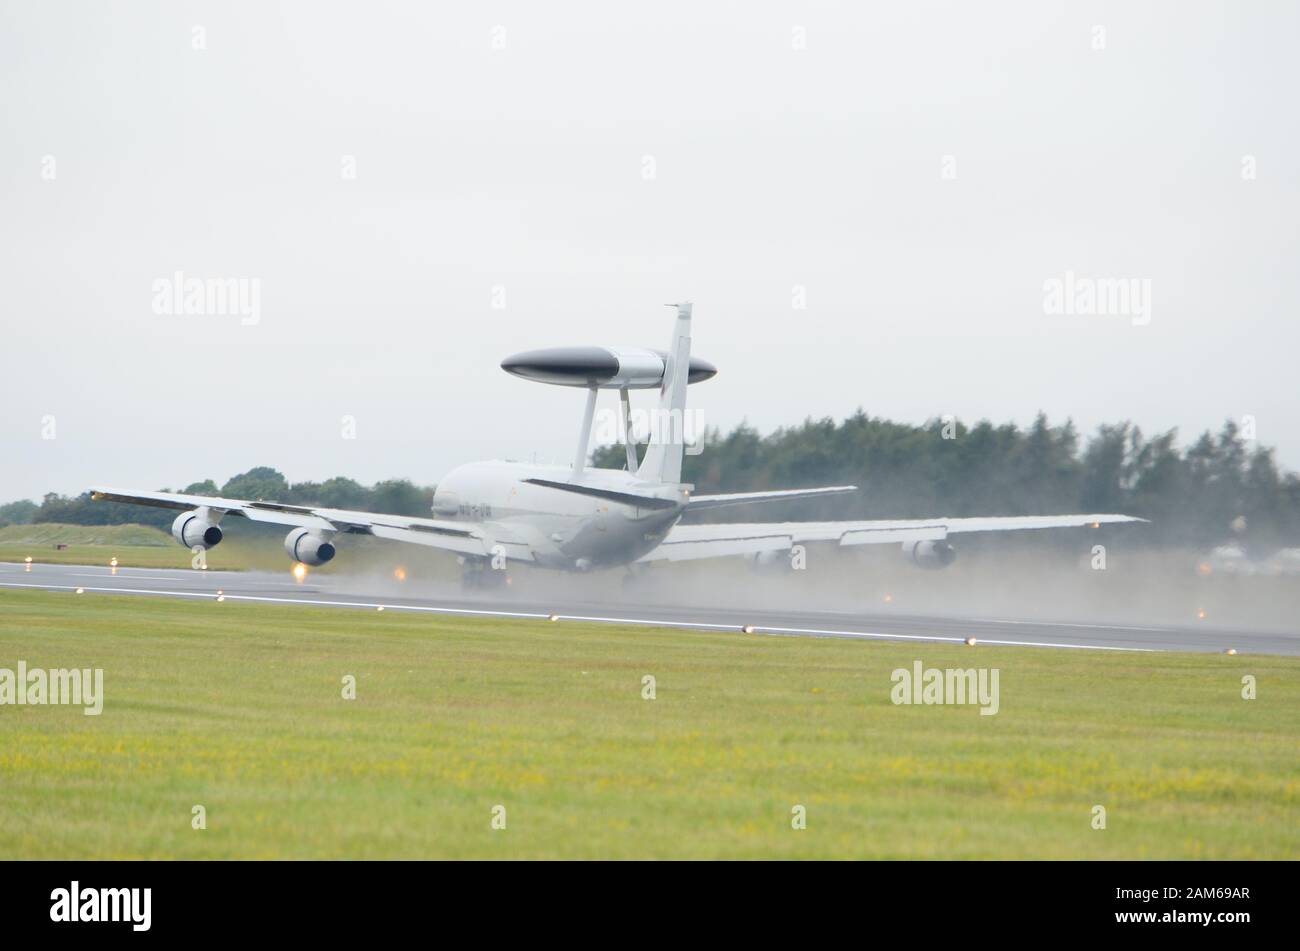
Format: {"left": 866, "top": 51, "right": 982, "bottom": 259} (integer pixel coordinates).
{"left": 92, "top": 303, "right": 1143, "bottom": 586}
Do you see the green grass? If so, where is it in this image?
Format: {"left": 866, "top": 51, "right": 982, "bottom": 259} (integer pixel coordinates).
{"left": 0, "top": 523, "right": 255, "bottom": 570}
{"left": 0, "top": 523, "right": 177, "bottom": 548}
{"left": 0, "top": 523, "right": 192, "bottom": 568}
{"left": 0, "top": 588, "right": 1296, "bottom": 859}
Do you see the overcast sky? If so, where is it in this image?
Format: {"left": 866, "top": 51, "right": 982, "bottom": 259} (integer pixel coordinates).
{"left": 2, "top": 0, "right": 1297, "bottom": 503}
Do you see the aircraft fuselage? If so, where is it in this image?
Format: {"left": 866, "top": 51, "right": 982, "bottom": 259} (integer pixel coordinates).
{"left": 432, "top": 460, "right": 686, "bottom": 570}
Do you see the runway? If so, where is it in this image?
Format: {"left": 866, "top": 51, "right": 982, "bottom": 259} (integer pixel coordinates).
{"left": 2, "top": 561, "right": 1297, "bottom": 655}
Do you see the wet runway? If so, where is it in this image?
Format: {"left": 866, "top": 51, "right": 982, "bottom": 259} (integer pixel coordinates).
{"left": 2, "top": 561, "right": 1297, "bottom": 655}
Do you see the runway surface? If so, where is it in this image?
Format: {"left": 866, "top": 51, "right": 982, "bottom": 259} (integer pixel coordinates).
{"left": 2, "top": 561, "right": 1297, "bottom": 655}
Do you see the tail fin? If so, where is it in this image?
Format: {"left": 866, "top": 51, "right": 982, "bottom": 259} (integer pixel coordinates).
{"left": 636, "top": 301, "right": 692, "bottom": 484}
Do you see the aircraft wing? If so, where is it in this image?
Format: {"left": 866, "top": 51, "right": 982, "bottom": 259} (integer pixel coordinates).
{"left": 88, "top": 486, "right": 534, "bottom": 562}
{"left": 638, "top": 513, "right": 1145, "bottom": 563}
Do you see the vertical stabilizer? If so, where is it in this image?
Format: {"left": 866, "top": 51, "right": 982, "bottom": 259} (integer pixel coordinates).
{"left": 636, "top": 301, "right": 692, "bottom": 484}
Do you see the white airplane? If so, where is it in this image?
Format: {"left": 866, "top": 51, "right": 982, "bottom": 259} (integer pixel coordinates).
{"left": 92, "top": 302, "right": 1143, "bottom": 586}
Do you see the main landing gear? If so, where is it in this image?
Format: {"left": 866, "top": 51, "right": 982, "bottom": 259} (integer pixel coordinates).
{"left": 459, "top": 557, "right": 511, "bottom": 591}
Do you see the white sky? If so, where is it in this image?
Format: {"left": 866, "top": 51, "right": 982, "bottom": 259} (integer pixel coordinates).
{"left": 2, "top": 0, "right": 1297, "bottom": 501}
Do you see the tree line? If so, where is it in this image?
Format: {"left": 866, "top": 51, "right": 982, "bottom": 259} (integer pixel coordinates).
{"left": 595, "top": 411, "right": 1299, "bottom": 550}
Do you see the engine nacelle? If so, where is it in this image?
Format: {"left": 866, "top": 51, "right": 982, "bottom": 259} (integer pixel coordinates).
{"left": 172, "top": 511, "right": 223, "bottom": 550}
{"left": 903, "top": 539, "right": 956, "bottom": 569}
{"left": 284, "top": 528, "right": 336, "bottom": 566}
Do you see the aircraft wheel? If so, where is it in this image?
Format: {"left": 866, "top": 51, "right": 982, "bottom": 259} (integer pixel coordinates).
{"left": 462, "top": 562, "right": 510, "bottom": 591}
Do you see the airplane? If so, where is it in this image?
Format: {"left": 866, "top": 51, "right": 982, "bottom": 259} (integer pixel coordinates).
{"left": 91, "top": 302, "right": 1144, "bottom": 586}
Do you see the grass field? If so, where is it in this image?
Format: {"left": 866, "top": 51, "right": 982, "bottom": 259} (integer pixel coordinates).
{"left": 0, "top": 523, "right": 278, "bottom": 571}
{"left": 0, "top": 588, "right": 1296, "bottom": 859}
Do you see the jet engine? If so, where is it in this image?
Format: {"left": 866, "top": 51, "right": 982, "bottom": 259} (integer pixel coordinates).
{"left": 284, "top": 528, "right": 337, "bottom": 566}
{"left": 903, "top": 539, "right": 956, "bottom": 569}
{"left": 172, "top": 511, "right": 223, "bottom": 550}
